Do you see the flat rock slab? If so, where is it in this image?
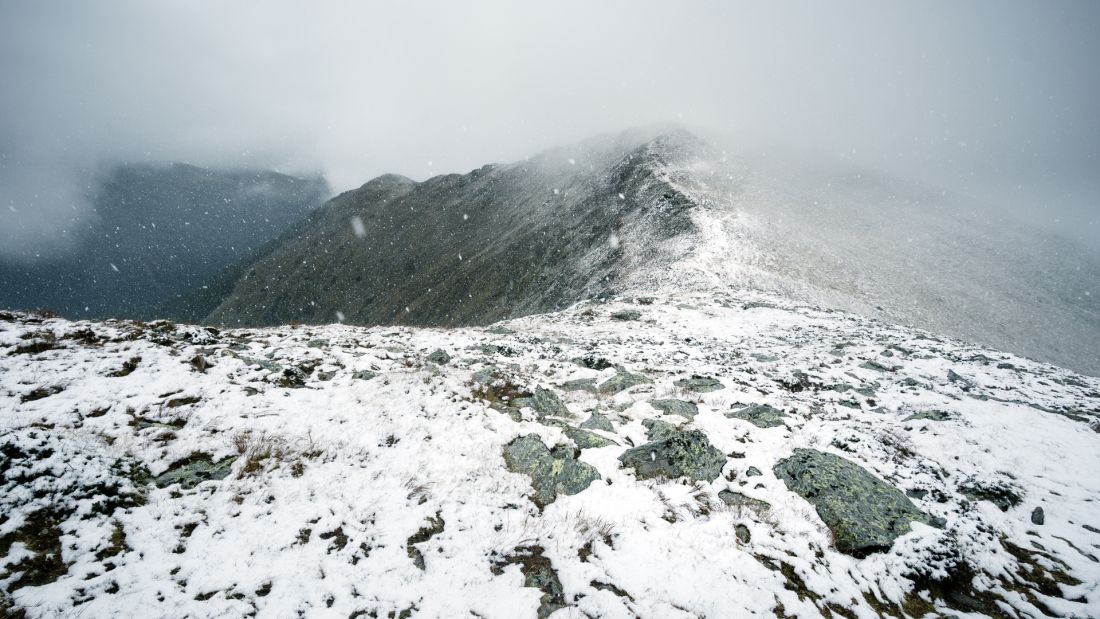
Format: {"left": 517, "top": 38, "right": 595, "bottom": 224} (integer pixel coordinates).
{"left": 674, "top": 376, "right": 724, "bottom": 392}
{"left": 774, "top": 448, "right": 931, "bottom": 556}
{"left": 153, "top": 454, "right": 237, "bottom": 489}
{"left": 718, "top": 490, "right": 771, "bottom": 512}
{"left": 650, "top": 399, "right": 698, "bottom": 419}
{"left": 599, "top": 371, "right": 652, "bottom": 394}
{"left": 726, "top": 403, "right": 788, "bottom": 428}
{"left": 503, "top": 435, "right": 601, "bottom": 507}
{"left": 513, "top": 387, "right": 570, "bottom": 418}
{"left": 579, "top": 412, "right": 614, "bottom": 432}
{"left": 619, "top": 429, "right": 726, "bottom": 482}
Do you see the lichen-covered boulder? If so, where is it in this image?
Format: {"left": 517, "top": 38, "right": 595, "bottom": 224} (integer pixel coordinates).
{"left": 153, "top": 454, "right": 237, "bottom": 489}
{"left": 598, "top": 370, "right": 651, "bottom": 394}
{"left": 674, "top": 375, "right": 724, "bottom": 392}
{"left": 513, "top": 387, "right": 570, "bottom": 418}
{"left": 564, "top": 426, "right": 618, "bottom": 449}
{"left": 579, "top": 412, "right": 614, "bottom": 432}
{"left": 561, "top": 378, "right": 598, "bottom": 392}
{"left": 619, "top": 429, "right": 726, "bottom": 482}
{"left": 773, "top": 448, "right": 932, "bottom": 556}
{"left": 426, "top": 349, "right": 452, "bottom": 365}
{"left": 642, "top": 418, "right": 680, "bottom": 441}
{"left": 726, "top": 403, "right": 788, "bottom": 428}
{"left": 650, "top": 399, "right": 698, "bottom": 419}
{"left": 503, "top": 435, "right": 601, "bottom": 506}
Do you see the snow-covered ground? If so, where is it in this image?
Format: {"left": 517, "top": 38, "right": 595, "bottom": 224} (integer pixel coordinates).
{"left": 2, "top": 294, "right": 1099, "bottom": 618}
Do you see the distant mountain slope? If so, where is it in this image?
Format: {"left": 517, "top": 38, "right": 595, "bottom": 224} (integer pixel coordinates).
{"left": 208, "top": 127, "right": 1099, "bottom": 376}
{"left": 206, "top": 129, "right": 705, "bottom": 327}
{"left": 672, "top": 144, "right": 1100, "bottom": 376}
{"left": 0, "top": 163, "right": 330, "bottom": 321}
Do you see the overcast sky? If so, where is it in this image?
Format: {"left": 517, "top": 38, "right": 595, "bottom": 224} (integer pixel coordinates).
{"left": 2, "top": 0, "right": 1098, "bottom": 259}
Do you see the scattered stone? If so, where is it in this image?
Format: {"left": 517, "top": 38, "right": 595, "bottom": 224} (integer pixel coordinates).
{"left": 598, "top": 370, "right": 651, "bottom": 394}
{"left": 718, "top": 490, "right": 771, "bottom": 512}
{"left": 958, "top": 478, "right": 1022, "bottom": 512}
{"left": 745, "top": 466, "right": 762, "bottom": 477}
{"left": 165, "top": 395, "right": 201, "bottom": 408}
{"left": 189, "top": 355, "right": 212, "bottom": 373}
{"left": 426, "top": 349, "right": 451, "bottom": 365}
{"left": 860, "top": 360, "right": 896, "bottom": 373}
{"left": 490, "top": 546, "right": 564, "bottom": 619}
{"left": 642, "top": 419, "right": 680, "bottom": 442}
{"left": 153, "top": 454, "right": 237, "bottom": 489}
{"left": 502, "top": 435, "right": 600, "bottom": 506}
{"left": 513, "top": 387, "right": 570, "bottom": 418}
{"left": 1031, "top": 507, "right": 1045, "bottom": 526}
{"left": 726, "top": 403, "right": 788, "bottom": 428}
{"left": 407, "top": 512, "right": 445, "bottom": 570}
{"left": 735, "top": 524, "right": 751, "bottom": 544}
{"left": 20, "top": 385, "right": 65, "bottom": 403}
{"left": 572, "top": 355, "right": 614, "bottom": 370}
{"left": 352, "top": 369, "right": 377, "bottom": 381}
{"left": 674, "top": 375, "right": 724, "bottom": 393}
{"left": 560, "top": 378, "right": 597, "bottom": 392}
{"left": 903, "top": 409, "right": 951, "bottom": 422}
{"left": 579, "top": 412, "right": 614, "bottom": 432}
{"left": 562, "top": 426, "right": 618, "bottom": 449}
{"left": 619, "top": 429, "right": 726, "bottom": 482}
{"left": 650, "top": 399, "right": 698, "bottom": 419}
{"left": 779, "top": 370, "right": 820, "bottom": 392}
{"left": 109, "top": 356, "right": 142, "bottom": 377}
{"left": 774, "top": 448, "right": 932, "bottom": 556}
{"left": 610, "top": 310, "right": 642, "bottom": 321}
{"left": 636, "top": 296, "right": 656, "bottom": 305}
{"left": 947, "top": 369, "right": 974, "bottom": 391}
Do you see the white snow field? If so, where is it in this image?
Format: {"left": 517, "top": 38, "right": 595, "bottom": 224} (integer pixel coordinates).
{"left": 2, "top": 293, "right": 1099, "bottom": 618}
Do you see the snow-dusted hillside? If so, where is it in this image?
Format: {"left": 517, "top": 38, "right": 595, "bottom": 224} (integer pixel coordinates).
{"left": 2, "top": 295, "right": 1098, "bottom": 618}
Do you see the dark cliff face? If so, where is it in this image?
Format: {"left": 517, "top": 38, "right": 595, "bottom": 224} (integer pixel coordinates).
{"left": 206, "top": 130, "right": 705, "bottom": 327}
{"left": 0, "top": 163, "right": 330, "bottom": 321}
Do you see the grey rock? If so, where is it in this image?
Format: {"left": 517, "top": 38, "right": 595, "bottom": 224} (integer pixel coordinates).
{"left": 619, "top": 429, "right": 726, "bottom": 482}
{"left": 735, "top": 524, "right": 751, "bottom": 544}
{"left": 564, "top": 426, "right": 619, "bottom": 449}
{"left": 773, "top": 448, "right": 932, "bottom": 556}
{"left": 502, "top": 435, "right": 601, "bottom": 506}
{"left": 650, "top": 399, "right": 698, "bottom": 419}
{"left": 579, "top": 412, "right": 614, "bottom": 432}
{"left": 426, "top": 348, "right": 452, "bottom": 365}
{"left": 726, "top": 403, "right": 788, "bottom": 428}
{"left": 598, "top": 370, "right": 652, "bottom": 394}
{"left": 491, "top": 547, "right": 564, "bottom": 619}
{"left": 1031, "top": 506, "right": 1045, "bottom": 526}
{"left": 718, "top": 490, "right": 771, "bottom": 512}
{"left": 642, "top": 419, "right": 680, "bottom": 442}
{"left": 560, "top": 378, "right": 598, "bottom": 392}
{"left": 674, "top": 375, "right": 724, "bottom": 392}
{"left": 153, "top": 454, "right": 237, "bottom": 489}
{"left": 745, "top": 466, "right": 763, "bottom": 477}
{"left": 513, "top": 387, "right": 570, "bottom": 418}
{"left": 903, "top": 409, "right": 951, "bottom": 422}
{"left": 352, "top": 369, "right": 378, "bottom": 381}
{"left": 610, "top": 310, "right": 642, "bottom": 321}
{"left": 958, "top": 478, "right": 1022, "bottom": 512}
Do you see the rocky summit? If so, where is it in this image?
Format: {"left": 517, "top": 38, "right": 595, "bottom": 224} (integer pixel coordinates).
{"left": 206, "top": 128, "right": 704, "bottom": 329}
{"left": 3, "top": 291, "right": 1099, "bottom": 618}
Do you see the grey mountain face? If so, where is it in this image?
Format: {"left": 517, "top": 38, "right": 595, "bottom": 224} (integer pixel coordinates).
{"left": 0, "top": 163, "right": 329, "bottom": 322}
{"left": 208, "top": 127, "right": 1100, "bottom": 376}
{"left": 206, "top": 129, "right": 704, "bottom": 327}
